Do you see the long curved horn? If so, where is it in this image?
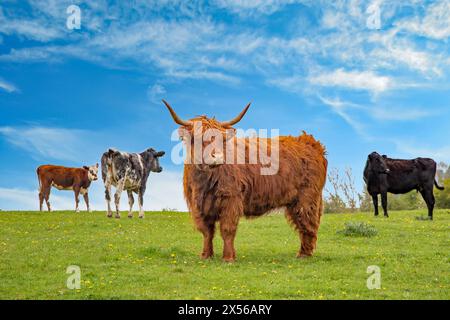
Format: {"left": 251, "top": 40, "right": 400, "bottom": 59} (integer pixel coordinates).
{"left": 220, "top": 102, "right": 251, "bottom": 127}
{"left": 162, "top": 100, "right": 192, "bottom": 126}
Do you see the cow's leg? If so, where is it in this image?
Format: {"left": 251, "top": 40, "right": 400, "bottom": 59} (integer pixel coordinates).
{"left": 73, "top": 187, "right": 80, "bottom": 213}
{"left": 193, "top": 211, "right": 216, "bottom": 259}
{"left": 83, "top": 192, "right": 90, "bottom": 212}
{"left": 286, "top": 192, "right": 322, "bottom": 258}
{"left": 372, "top": 194, "right": 379, "bottom": 216}
{"left": 138, "top": 187, "right": 145, "bottom": 218}
{"left": 44, "top": 187, "right": 52, "bottom": 212}
{"left": 127, "top": 190, "right": 134, "bottom": 218}
{"left": 105, "top": 182, "right": 113, "bottom": 218}
{"left": 381, "top": 192, "right": 389, "bottom": 217}
{"left": 38, "top": 185, "right": 45, "bottom": 212}
{"left": 219, "top": 201, "right": 242, "bottom": 262}
{"left": 114, "top": 178, "right": 125, "bottom": 219}
{"left": 420, "top": 189, "right": 435, "bottom": 220}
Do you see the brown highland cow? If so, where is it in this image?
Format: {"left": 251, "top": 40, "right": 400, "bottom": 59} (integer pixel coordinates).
{"left": 163, "top": 100, "right": 328, "bottom": 262}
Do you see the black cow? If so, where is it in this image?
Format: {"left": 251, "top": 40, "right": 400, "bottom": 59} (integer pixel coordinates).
{"left": 363, "top": 152, "right": 444, "bottom": 219}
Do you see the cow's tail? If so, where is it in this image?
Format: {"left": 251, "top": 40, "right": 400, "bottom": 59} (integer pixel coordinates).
{"left": 36, "top": 166, "right": 42, "bottom": 193}
{"left": 434, "top": 179, "right": 445, "bottom": 191}
{"left": 101, "top": 148, "right": 116, "bottom": 183}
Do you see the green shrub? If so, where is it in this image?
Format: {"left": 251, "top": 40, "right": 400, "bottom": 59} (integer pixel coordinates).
{"left": 337, "top": 222, "right": 378, "bottom": 237}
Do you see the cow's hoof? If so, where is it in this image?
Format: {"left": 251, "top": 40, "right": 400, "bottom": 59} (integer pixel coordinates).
{"left": 138, "top": 215, "right": 144, "bottom": 219}
{"left": 384, "top": 215, "right": 389, "bottom": 218}
{"left": 297, "top": 252, "right": 312, "bottom": 259}
{"left": 200, "top": 252, "right": 214, "bottom": 259}
{"left": 128, "top": 215, "right": 133, "bottom": 219}
{"left": 115, "top": 215, "right": 121, "bottom": 219}
{"left": 222, "top": 257, "right": 235, "bottom": 263}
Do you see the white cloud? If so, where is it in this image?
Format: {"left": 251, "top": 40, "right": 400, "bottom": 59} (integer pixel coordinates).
{"left": 213, "top": 0, "right": 303, "bottom": 16}
{"left": 0, "top": 187, "right": 74, "bottom": 211}
{"left": 396, "top": 0, "right": 450, "bottom": 40}
{"left": 394, "top": 141, "right": 450, "bottom": 163}
{"left": 0, "top": 19, "right": 62, "bottom": 42}
{"left": 0, "top": 126, "right": 93, "bottom": 161}
{"left": 0, "top": 1, "right": 448, "bottom": 122}
{"left": 371, "top": 106, "right": 431, "bottom": 121}
{"left": 318, "top": 96, "right": 367, "bottom": 136}
{"left": 0, "top": 78, "right": 18, "bottom": 93}
{"left": 309, "top": 69, "right": 392, "bottom": 94}
{"left": 0, "top": 6, "right": 64, "bottom": 42}
{"left": 144, "top": 170, "right": 187, "bottom": 211}
{"left": 148, "top": 83, "right": 167, "bottom": 104}
{"left": 318, "top": 95, "right": 433, "bottom": 140}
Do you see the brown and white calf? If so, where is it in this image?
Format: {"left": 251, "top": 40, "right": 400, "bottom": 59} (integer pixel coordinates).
{"left": 36, "top": 164, "right": 99, "bottom": 212}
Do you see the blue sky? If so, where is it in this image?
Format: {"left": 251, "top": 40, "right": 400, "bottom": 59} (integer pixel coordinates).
{"left": 1, "top": 0, "right": 450, "bottom": 210}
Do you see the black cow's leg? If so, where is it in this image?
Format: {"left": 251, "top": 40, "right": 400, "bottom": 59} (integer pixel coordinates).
{"left": 420, "top": 189, "right": 435, "bottom": 220}
{"left": 381, "top": 192, "right": 388, "bottom": 217}
{"left": 127, "top": 190, "right": 134, "bottom": 218}
{"left": 372, "top": 194, "right": 379, "bottom": 216}
{"left": 138, "top": 188, "right": 145, "bottom": 218}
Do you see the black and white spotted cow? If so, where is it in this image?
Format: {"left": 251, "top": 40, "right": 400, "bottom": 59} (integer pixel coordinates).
{"left": 101, "top": 148, "right": 165, "bottom": 218}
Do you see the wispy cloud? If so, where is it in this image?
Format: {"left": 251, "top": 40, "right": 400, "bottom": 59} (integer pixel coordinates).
{"left": 395, "top": 0, "right": 450, "bottom": 40}
{"left": 148, "top": 83, "right": 166, "bottom": 104}
{"left": 1, "top": 1, "right": 448, "bottom": 92}
{"left": 310, "top": 69, "right": 392, "bottom": 94}
{"left": 0, "top": 187, "right": 74, "bottom": 210}
{"left": 394, "top": 141, "right": 450, "bottom": 163}
{"left": 0, "top": 78, "right": 19, "bottom": 93}
{"left": 318, "top": 95, "right": 434, "bottom": 138}
{"left": 213, "top": 0, "right": 304, "bottom": 16}
{"left": 0, "top": 126, "right": 93, "bottom": 161}
{"left": 371, "top": 106, "right": 432, "bottom": 121}
{"left": 318, "top": 96, "right": 367, "bottom": 137}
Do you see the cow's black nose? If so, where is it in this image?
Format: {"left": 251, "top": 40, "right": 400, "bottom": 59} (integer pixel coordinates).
{"left": 158, "top": 167, "right": 163, "bottom": 172}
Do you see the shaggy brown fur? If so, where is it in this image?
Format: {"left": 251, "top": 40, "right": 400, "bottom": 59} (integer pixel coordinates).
{"left": 164, "top": 101, "right": 328, "bottom": 262}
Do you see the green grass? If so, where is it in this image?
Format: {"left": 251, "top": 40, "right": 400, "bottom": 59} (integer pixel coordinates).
{"left": 0, "top": 209, "right": 449, "bottom": 300}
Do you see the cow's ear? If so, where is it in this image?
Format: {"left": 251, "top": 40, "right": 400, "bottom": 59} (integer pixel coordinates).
{"left": 156, "top": 151, "right": 165, "bottom": 157}
{"left": 83, "top": 166, "right": 89, "bottom": 170}
{"left": 382, "top": 155, "right": 387, "bottom": 158}
{"left": 95, "top": 163, "right": 99, "bottom": 168}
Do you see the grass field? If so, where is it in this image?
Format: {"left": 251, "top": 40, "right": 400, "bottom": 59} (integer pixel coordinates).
{"left": 0, "top": 209, "right": 448, "bottom": 300}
